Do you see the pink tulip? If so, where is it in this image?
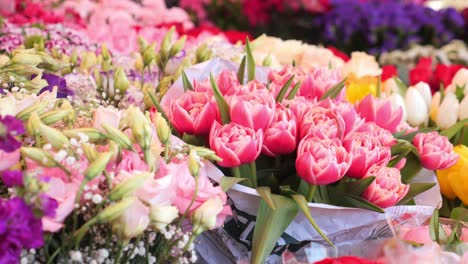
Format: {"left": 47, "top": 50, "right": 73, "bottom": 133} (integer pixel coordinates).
{"left": 300, "top": 106, "right": 345, "bottom": 140}
{"left": 262, "top": 105, "right": 297, "bottom": 157}
{"left": 209, "top": 122, "right": 263, "bottom": 168}
{"left": 318, "top": 99, "right": 363, "bottom": 136}
{"left": 413, "top": 132, "right": 459, "bottom": 170}
{"left": 217, "top": 70, "right": 239, "bottom": 95}
{"left": 169, "top": 91, "right": 219, "bottom": 135}
{"left": 355, "top": 122, "right": 396, "bottom": 147}
{"left": 193, "top": 79, "right": 213, "bottom": 94}
{"left": 0, "top": 149, "right": 20, "bottom": 171}
{"left": 299, "top": 68, "right": 343, "bottom": 100}
{"left": 296, "top": 135, "right": 352, "bottom": 185}
{"left": 228, "top": 87, "right": 275, "bottom": 131}
{"left": 268, "top": 65, "right": 306, "bottom": 86}
{"left": 227, "top": 80, "right": 267, "bottom": 96}
{"left": 355, "top": 94, "right": 404, "bottom": 133}
{"left": 361, "top": 165, "right": 409, "bottom": 208}
{"left": 282, "top": 96, "right": 317, "bottom": 123}
{"left": 343, "top": 132, "right": 391, "bottom": 178}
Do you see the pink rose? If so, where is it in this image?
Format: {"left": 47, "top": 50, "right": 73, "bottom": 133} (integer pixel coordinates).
{"left": 217, "top": 70, "right": 239, "bottom": 95}
{"left": 343, "top": 132, "right": 391, "bottom": 178}
{"left": 42, "top": 177, "right": 79, "bottom": 232}
{"left": 227, "top": 87, "right": 276, "bottom": 131}
{"left": 296, "top": 135, "right": 352, "bottom": 185}
{"left": 300, "top": 106, "right": 345, "bottom": 140}
{"left": 171, "top": 160, "right": 231, "bottom": 228}
{"left": 209, "top": 122, "right": 263, "bottom": 168}
{"left": 0, "top": 149, "right": 20, "bottom": 171}
{"left": 413, "top": 132, "right": 459, "bottom": 170}
{"left": 361, "top": 165, "right": 409, "bottom": 208}
{"left": 169, "top": 91, "right": 219, "bottom": 135}
{"left": 92, "top": 107, "right": 121, "bottom": 132}
{"left": 355, "top": 94, "right": 404, "bottom": 133}
{"left": 262, "top": 105, "right": 297, "bottom": 157}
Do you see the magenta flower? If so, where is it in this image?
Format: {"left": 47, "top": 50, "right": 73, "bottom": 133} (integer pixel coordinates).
{"left": 355, "top": 94, "right": 403, "bottom": 133}
{"left": 413, "top": 132, "right": 459, "bottom": 170}
{"left": 0, "top": 115, "right": 25, "bottom": 153}
{"left": 262, "top": 105, "right": 297, "bottom": 157}
{"left": 169, "top": 91, "right": 219, "bottom": 135}
{"left": 209, "top": 122, "right": 263, "bottom": 168}
{"left": 355, "top": 122, "right": 396, "bottom": 147}
{"left": 300, "top": 106, "right": 345, "bottom": 140}
{"left": 299, "top": 68, "right": 343, "bottom": 100}
{"left": 216, "top": 70, "right": 239, "bottom": 95}
{"left": 362, "top": 165, "right": 410, "bottom": 208}
{"left": 0, "top": 170, "right": 23, "bottom": 188}
{"left": 296, "top": 135, "right": 352, "bottom": 185}
{"left": 343, "top": 132, "right": 391, "bottom": 178}
{"left": 318, "top": 99, "right": 363, "bottom": 136}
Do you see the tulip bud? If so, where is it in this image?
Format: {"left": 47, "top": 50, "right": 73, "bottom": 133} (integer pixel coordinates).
{"left": 108, "top": 172, "right": 151, "bottom": 201}
{"left": 101, "top": 124, "right": 134, "bottom": 150}
{"left": 93, "top": 68, "right": 103, "bottom": 88}
{"left": 113, "top": 67, "right": 130, "bottom": 94}
{"left": 95, "top": 197, "right": 135, "bottom": 223}
{"left": 459, "top": 96, "right": 468, "bottom": 120}
{"left": 188, "top": 150, "right": 200, "bottom": 177}
{"left": 142, "top": 83, "right": 157, "bottom": 108}
{"left": 191, "top": 146, "right": 222, "bottom": 162}
{"left": 39, "top": 109, "right": 72, "bottom": 125}
{"left": 191, "top": 198, "right": 223, "bottom": 235}
{"left": 8, "top": 52, "right": 42, "bottom": 66}
{"left": 169, "top": 35, "right": 186, "bottom": 58}
{"left": 150, "top": 205, "right": 178, "bottom": 231}
{"left": 34, "top": 116, "right": 70, "bottom": 150}
{"left": 63, "top": 128, "right": 105, "bottom": 142}
{"left": 128, "top": 107, "right": 151, "bottom": 149}
{"left": 55, "top": 99, "right": 76, "bottom": 125}
{"left": 138, "top": 36, "right": 148, "bottom": 52}
{"left": 413, "top": 82, "right": 432, "bottom": 110}
{"left": 84, "top": 152, "right": 112, "bottom": 181}
{"left": 134, "top": 52, "right": 144, "bottom": 73}
{"left": 160, "top": 27, "right": 175, "bottom": 60}
{"left": 436, "top": 92, "right": 460, "bottom": 129}
{"left": 101, "top": 44, "right": 111, "bottom": 61}
{"left": 3, "top": 64, "right": 41, "bottom": 76}
{"left": 82, "top": 143, "right": 99, "bottom": 161}
{"left": 405, "top": 87, "right": 428, "bottom": 127}
{"left": 195, "top": 43, "right": 212, "bottom": 63}
{"left": 70, "top": 50, "right": 78, "bottom": 65}
{"left": 79, "top": 51, "right": 97, "bottom": 73}
{"left": 153, "top": 113, "right": 170, "bottom": 144}
{"left": 16, "top": 100, "right": 49, "bottom": 120}
{"left": 21, "top": 147, "right": 56, "bottom": 167}
{"left": 389, "top": 93, "right": 407, "bottom": 122}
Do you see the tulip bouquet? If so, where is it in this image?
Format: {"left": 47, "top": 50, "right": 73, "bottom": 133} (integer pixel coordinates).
{"left": 159, "top": 40, "right": 460, "bottom": 263}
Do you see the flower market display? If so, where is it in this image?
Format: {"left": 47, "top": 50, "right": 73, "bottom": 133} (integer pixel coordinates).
{"left": 0, "top": 0, "right": 468, "bottom": 264}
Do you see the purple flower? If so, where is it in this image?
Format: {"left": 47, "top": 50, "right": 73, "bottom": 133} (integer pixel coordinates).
{"left": 1, "top": 170, "right": 23, "bottom": 188}
{"left": 0, "top": 115, "right": 25, "bottom": 153}
{"left": 0, "top": 198, "right": 44, "bottom": 263}
{"left": 39, "top": 194, "right": 58, "bottom": 218}
{"left": 38, "top": 73, "right": 74, "bottom": 98}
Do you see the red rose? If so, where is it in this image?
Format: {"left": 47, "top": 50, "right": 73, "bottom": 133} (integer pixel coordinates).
{"left": 327, "top": 46, "right": 350, "bottom": 62}
{"left": 315, "top": 256, "right": 381, "bottom": 264}
{"left": 381, "top": 65, "right": 398, "bottom": 81}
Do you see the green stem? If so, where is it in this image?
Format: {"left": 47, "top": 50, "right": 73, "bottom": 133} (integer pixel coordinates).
{"left": 177, "top": 174, "right": 199, "bottom": 228}
{"left": 72, "top": 180, "right": 87, "bottom": 234}
{"left": 250, "top": 161, "right": 257, "bottom": 188}
{"left": 47, "top": 247, "right": 61, "bottom": 264}
{"left": 103, "top": 171, "right": 112, "bottom": 189}
{"left": 307, "top": 185, "right": 317, "bottom": 203}
{"left": 232, "top": 166, "right": 241, "bottom": 178}
{"left": 164, "top": 144, "right": 170, "bottom": 162}
{"left": 115, "top": 242, "right": 124, "bottom": 264}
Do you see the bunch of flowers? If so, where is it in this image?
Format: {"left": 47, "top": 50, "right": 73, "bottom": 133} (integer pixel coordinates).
{"left": 313, "top": 0, "right": 465, "bottom": 55}
{"left": 161, "top": 41, "right": 461, "bottom": 263}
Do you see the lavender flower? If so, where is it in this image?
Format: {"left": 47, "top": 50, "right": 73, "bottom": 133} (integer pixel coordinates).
{"left": 0, "top": 197, "right": 44, "bottom": 263}
{"left": 0, "top": 115, "right": 25, "bottom": 153}
{"left": 39, "top": 73, "right": 74, "bottom": 98}
{"left": 0, "top": 170, "right": 23, "bottom": 188}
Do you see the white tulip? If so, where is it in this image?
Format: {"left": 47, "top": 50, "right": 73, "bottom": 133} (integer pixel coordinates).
{"left": 405, "top": 87, "right": 428, "bottom": 126}
{"left": 436, "top": 92, "right": 459, "bottom": 129}
{"left": 450, "top": 68, "right": 468, "bottom": 96}
{"left": 413, "top": 82, "right": 432, "bottom": 110}
{"left": 459, "top": 96, "right": 468, "bottom": 120}
{"left": 390, "top": 93, "right": 407, "bottom": 121}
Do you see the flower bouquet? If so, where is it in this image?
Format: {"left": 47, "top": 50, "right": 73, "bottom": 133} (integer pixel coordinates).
{"left": 159, "top": 39, "right": 464, "bottom": 263}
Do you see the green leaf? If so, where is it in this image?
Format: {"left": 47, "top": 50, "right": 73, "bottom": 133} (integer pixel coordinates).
{"left": 344, "top": 176, "right": 376, "bottom": 196}
{"left": 396, "top": 127, "right": 439, "bottom": 141}
{"left": 286, "top": 81, "right": 302, "bottom": 100}
{"left": 344, "top": 194, "right": 384, "bottom": 213}
{"left": 251, "top": 195, "right": 299, "bottom": 264}
{"left": 245, "top": 38, "right": 255, "bottom": 82}
{"left": 430, "top": 209, "right": 440, "bottom": 243}
{"left": 440, "top": 118, "right": 468, "bottom": 140}
{"left": 220, "top": 177, "right": 245, "bottom": 192}
{"left": 291, "top": 194, "right": 333, "bottom": 246}
{"left": 400, "top": 153, "right": 422, "bottom": 183}
{"left": 237, "top": 55, "right": 246, "bottom": 84}
{"left": 256, "top": 187, "right": 276, "bottom": 210}
{"left": 397, "top": 182, "right": 436, "bottom": 205}
{"left": 393, "top": 77, "right": 408, "bottom": 97}
{"left": 275, "top": 75, "right": 294, "bottom": 103}
{"left": 320, "top": 79, "right": 346, "bottom": 100}
{"left": 147, "top": 91, "right": 180, "bottom": 138}
{"left": 450, "top": 207, "right": 468, "bottom": 222}
{"left": 455, "top": 84, "right": 465, "bottom": 102}
{"left": 388, "top": 148, "right": 411, "bottom": 168}
{"left": 210, "top": 73, "right": 230, "bottom": 124}
{"left": 181, "top": 71, "right": 193, "bottom": 91}
{"left": 447, "top": 223, "right": 461, "bottom": 246}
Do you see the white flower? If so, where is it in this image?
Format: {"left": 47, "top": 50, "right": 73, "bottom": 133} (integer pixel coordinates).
{"left": 390, "top": 93, "right": 407, "bottom": 121}
{"left": 436, "top": 92, "right": 460, "bottom": 129}
{"left": 459, "top": 96, "right": 468, "bottom": 120}
{"left": 149, "top": 205, "right": 179, "bottom": 231}
{"left": 405, "top": 87, "right": 428, "bottom": 126}
{"left": 191, "top": 197, "right": 223, "bottom": 234}
{"left": 342, "top": 52, "right": 382, "bottom": 78}
{"left": 447, "top": 68, "right": 468, "bottom": 96}
{"left": 413, "top": 82, "right": 432, "bottom": 109}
